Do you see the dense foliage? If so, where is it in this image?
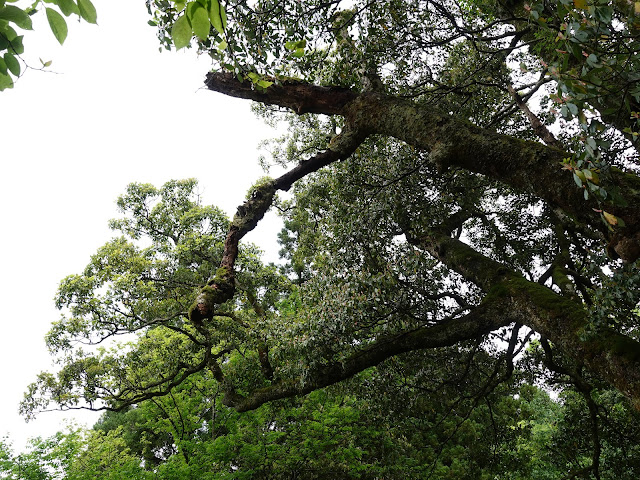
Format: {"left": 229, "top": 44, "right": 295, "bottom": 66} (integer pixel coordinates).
{"left": 13, "top": 0, "right": 640, "bottom": 478}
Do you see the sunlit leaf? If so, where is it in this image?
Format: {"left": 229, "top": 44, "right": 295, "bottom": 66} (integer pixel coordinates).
{"left": 0, "top": 71, "right": 13, "bottom": 91}
{"left": 603, "top": 211, "right": 618, "bottom": 226}
{"left": 209, "top": 0, "right": 225, "bottom": 35}
{"left": 190, "top": 4, "right": 209, "bottom": 41}
{"left": 77, "top": 0, "right": 97, "bottom": 24}
{"left": 46, "top": 8, "right": 68, "bottom": 45}
{"left": 172, "top": 14, "right": 192, "bottom": 49}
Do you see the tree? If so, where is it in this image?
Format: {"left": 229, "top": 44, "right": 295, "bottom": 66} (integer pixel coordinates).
{"left": 21, "top": 1, "right": 640, "bottom": 477}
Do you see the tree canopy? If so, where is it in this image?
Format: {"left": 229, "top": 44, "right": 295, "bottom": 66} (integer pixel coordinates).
{"left": 18, "top": 0, "right": 640, "bottom": 477}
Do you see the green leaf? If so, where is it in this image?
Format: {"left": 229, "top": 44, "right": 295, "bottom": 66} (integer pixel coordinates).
{"left": 209, "top": 0, "right": 225, "bottom": 35}
{"left": 46, "top": 8, "right": 68, "bottom": 44}
{"left": 4, "top": 51, "right": 19, "bottom": 76}
{"left": 0, "top": 22, "right": 18, "bottom": 42}
{"left": 190, "top": 4, "right": 209, "bottom": 41}
{"left": 9, "top": 34, "right": 23, "bottom": 54}
{"left": 220, "top": 2, "right": 227, "bottom": 29}
{"left": 55, "top": 0, "right": 80, "bottom": 17}
{"left": 0, "top": 5, "right": 33, "bottom": 30}
{"left": 285, "top": 39, "right": 306, "bottom": 51}
{"left": 171, "top": 14, "right": 192, "bottom": 49}
{"left": 0, "top": 56, "right": 6, "bottom": 75}
{"left": 582, "top": 169, "right": 596, "bottom": 182}
{"left": 578, "top": 110, "right": 586, "bottom": 124}
{"left": 0, "top": 71, "right": 13, "bottom": 90}
{"left": 573, "top": 172, "right": 583, "bottom": 188}
{"left": 77, "top": 0, "right": 97, "bottom": 24}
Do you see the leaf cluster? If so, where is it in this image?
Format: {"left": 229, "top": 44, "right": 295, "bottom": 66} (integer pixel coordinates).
{"left": 0, "top": 0, "right": 97, "bottom": 90}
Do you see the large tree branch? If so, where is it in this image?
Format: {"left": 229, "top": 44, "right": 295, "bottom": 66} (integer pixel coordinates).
{"left": 410, "top": 227, "right": 640, "bottom": 411}
{"left": 199, "top": 73, "right": 640, "bottom": 411}
{"left": 204, "top": 72, "right": 357, "bottom": 115}
{"left": 204, "top": 72, "right": 640, "bottom": 262}
{"left": 188, "top": 120, "right": 367, "bottom": 324}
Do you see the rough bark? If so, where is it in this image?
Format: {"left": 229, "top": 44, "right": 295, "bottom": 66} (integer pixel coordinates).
{"left": 507, "top": 83, "right": 563, "bottom": 149}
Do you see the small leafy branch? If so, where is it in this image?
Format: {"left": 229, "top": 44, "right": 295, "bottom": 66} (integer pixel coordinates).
{"left": 525, "top": 0, "right": 639, "bottom": 230}
{"left": 0, "top": 0, "right": 97, "bottom": 91}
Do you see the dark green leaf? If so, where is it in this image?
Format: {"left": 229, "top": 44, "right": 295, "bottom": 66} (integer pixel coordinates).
{"left": 9, "top": 34, "right": 24, "bottom": 54}
{"left": 3, "top": 52, "right": 19, "bottom": 76}
{"left": 0, "top": 5, "right": 33, "bottom": 30}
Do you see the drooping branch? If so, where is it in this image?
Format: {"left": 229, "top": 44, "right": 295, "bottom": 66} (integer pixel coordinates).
{"left": 222, "top": 297, "right": 519, "bottom": 412}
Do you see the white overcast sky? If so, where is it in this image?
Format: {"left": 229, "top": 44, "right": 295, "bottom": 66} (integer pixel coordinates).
{"left": 1, "top": 0, "right": 282, "bottom": 450}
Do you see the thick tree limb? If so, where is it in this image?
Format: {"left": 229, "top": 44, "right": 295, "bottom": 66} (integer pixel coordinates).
{"left": 188, "top": 120, "right": 367, "bottom": 324}
{"left": 410, "top": 227, "right": 640, "bottom": 411}
{"left": 204, "top": 72, "right": 357, "bottom": 115}
{"left": 204, "top": 72, "right": 640, "bottom": 262}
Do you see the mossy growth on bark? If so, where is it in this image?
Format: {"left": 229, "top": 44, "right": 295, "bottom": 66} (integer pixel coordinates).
{"left": 189, "top": 267, "right": 235, "bottom": 325}
{"left": 232, "top": 179, "right": 277, "bottom": 234}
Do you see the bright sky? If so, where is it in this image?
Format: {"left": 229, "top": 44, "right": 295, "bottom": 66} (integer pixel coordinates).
{"left": 1, "top": 0, "right": 281, "bottom": 450}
